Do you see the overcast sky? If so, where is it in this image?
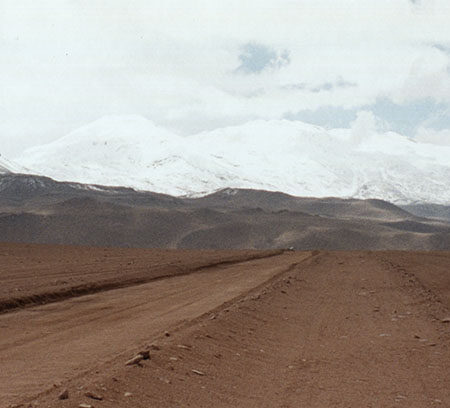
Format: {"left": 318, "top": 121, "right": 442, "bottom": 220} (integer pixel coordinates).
{"left": 1, "top": 0, "right": 450, "bottom": 157}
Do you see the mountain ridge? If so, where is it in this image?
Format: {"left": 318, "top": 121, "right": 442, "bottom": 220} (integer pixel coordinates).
{"left": 1, "top": 172, "right": 449, "bottom": 250}
{"left": 11, "top": 115, "right": 450, "bottom": 204}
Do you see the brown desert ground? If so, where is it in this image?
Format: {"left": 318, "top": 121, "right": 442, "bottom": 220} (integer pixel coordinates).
{"left": 0, "top": 243, "right": 281, "bottom": 312}
{"left": 0, "top": 243, "right": 449, "bottom": 407}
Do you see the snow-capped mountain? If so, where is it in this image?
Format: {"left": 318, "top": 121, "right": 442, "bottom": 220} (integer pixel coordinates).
{"left": 0, "top": 155, "right": 26, "bottom": 174}
{"left": 15, "top": 115, "right": 450, "bottom": 204}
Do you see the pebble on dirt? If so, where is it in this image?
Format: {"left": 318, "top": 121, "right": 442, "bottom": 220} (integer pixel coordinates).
{"left": 58, "top": 389, "right": 69, "bottom": 400}
{"left": 84, "top": 391, "right": 103, "bottom": 401}
{"left": 125, "top": 355, "right": 143, "bottom": 366}
{"left": 139, "top": 350, "right": 151, "bottom": 360}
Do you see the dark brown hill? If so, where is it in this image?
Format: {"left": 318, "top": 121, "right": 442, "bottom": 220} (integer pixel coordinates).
{"left": 402, "top": 203, "right": 450, "bottom": 222}
{"left": 187, "top": 188, "right": 413, "bottom": 220}
{"left": 1, "top": 174, "right": 449, "bottom": 250}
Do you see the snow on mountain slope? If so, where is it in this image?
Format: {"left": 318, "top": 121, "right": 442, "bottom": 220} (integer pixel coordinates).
{"left": 192, "top": 120, "right": 450, "bottom": 204}
{"left": 15, "top": 115, "right": 242, "bottom": 196}
{"left": 0, "top": 155, "right": 27, "bottom": 174}
{"left": 15, "top": 115, "right": 450, "bottom": 204}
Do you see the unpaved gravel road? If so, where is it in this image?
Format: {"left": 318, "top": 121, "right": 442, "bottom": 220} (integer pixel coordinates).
{"left": 1, "top": 249, "right": 449, "bottom": 408}
{"left": 0, "top": 243, "right": 281, "bottom": 312}
{"left": 0, "top": 252, "right": 305, "bottom": 406}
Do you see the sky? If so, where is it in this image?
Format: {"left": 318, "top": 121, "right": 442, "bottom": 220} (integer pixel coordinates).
{"left": 1, "top": 0, "right": 450, "bottom": 157}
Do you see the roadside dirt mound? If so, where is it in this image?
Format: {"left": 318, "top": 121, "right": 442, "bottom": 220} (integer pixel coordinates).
{"left": 0, "top": 243, "right": 282, "bottom": 313}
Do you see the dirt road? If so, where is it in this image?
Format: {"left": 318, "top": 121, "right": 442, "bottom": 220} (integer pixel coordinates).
{"left": 1, "top": 249, "right": 449, "bottom": 407}
{"left": 0, "top": 252, "right": 305, "bottom": 406}
{"left": 0, "top": 243, "right": 282, "bottom": 312}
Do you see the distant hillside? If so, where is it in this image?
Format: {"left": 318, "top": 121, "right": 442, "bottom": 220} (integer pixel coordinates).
{"left": 187, "top": 188, "right": 413, "bottom": 220}
{"left": 401, "top": 203, "right": 450, "bottom": 222}
{"left": 1, "top": 174, "right": 449, "bottom": 250}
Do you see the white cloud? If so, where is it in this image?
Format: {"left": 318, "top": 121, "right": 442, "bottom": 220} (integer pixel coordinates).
{"left": 350, "top": 111, "right": 380, "bottom": 145}
{"left": 391, "top": 47, "right": 450, "bottom": 103}
{"left": 1, "top": 0, "right": 450, "bottom": 156}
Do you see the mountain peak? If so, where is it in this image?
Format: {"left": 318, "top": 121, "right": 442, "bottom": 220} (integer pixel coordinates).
{"left": 56, "top": 115, "right": 178, "bottom": 146}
